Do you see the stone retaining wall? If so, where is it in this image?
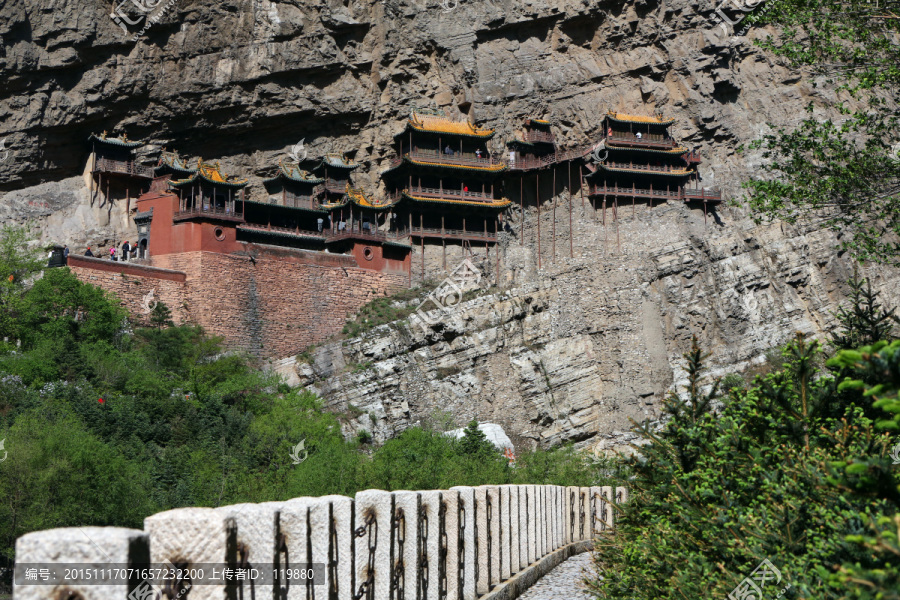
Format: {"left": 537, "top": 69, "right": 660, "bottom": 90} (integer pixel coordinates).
{"left": 13, "top": 485, "right": 627, "bottom": 600}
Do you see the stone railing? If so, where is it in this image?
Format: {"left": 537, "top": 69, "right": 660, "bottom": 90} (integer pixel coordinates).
{"left": 13, "top": 485, "right": 627, "bottom": 600}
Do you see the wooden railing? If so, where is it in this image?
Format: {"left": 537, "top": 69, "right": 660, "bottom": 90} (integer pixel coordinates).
{"left": 324, "top": 180, "right": 348, "bottom": 193}
{"left": 523, "top": 130, "right": 555, "bottom": 144}
{"left": 409, "top": 226, "right": 498, "bottom": 241}
{"left": 94, "top": 158, "right": 155, "bottom": 178}
{"left": 173, "top": 206, "right": 243, "bottom": 221}
{"left": 587, "top": 184, "right": 722, "bottom": 201}
{"left": 238, "top": 223, "right": 326, "bottom": 238}
{"left": 601, "top": 161, "right": 689, "bottom": 174}
{"left": 682, "top": 187, "right": 723, "bottom": 200}
{"left": 605, "top": 134, "right": 678, "bottom": 149}
{"left": 405, "top": 149, "right": 505, "bottom": 169}
{"left": 406, "top": 186, "right": 497, "bottom": 202}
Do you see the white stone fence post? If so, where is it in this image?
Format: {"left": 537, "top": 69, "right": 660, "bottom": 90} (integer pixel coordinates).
{"left": 13, "top": 485, "right": 627, "bottom": 600}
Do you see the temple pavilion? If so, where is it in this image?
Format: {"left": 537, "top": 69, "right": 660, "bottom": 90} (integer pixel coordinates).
{"left": 87, "top": 132, "right": 154, "bottom": 209}
{"left": 506, "top": 118, "right": 557, "bottom": 171}
{"left": 585, "top": 111, "right": 721, "bottom": 215}
{"left": 382, "top": 108, "right": 511, "bottom": 268}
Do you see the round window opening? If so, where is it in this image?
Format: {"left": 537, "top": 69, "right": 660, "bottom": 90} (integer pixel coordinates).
{"left": 363, "top": 246, "right": 374, "bottom": 261}
{"left": 214, "top": 227, "right": 226, "bottom": 241}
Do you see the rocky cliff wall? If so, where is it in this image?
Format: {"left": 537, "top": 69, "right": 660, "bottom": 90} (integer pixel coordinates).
{"left": 2, "top": 0, "right": 895, "bottom": 451}
{"left": 276, "top": 200, "right": 900, "bottom": 452}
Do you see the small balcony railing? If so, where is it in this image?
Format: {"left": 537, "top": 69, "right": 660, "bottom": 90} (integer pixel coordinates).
{"left": 405, "top": 186, "right": 497, "bottom": 203}
{"left": 94, "top": 158, "right": 155, "bottom": 178}
{"left": 682, "top": 187, "right": 723, "bottom": 201}
{"left": 405, "top": 149, "right": 504, "bottom": 169}
{"left": 602, "top": 161, "right": 689, "bottom": 174}
{"left": 173, "top": 205, "right": 244, "bottom": 221}
{"left": 522, "top": 130, "right": 555, "bottom": 144}
{"left": 409, "top": 226, "right": 497, "bottom": 241}
{"left": 605, "top": 134, "right": 678, "bottom": 149}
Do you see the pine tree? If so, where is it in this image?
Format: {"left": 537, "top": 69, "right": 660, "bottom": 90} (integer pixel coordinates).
{"left": 831, "top": 272, "right": 899, "bottom": 350}
{"left": 150, "top": 301, "right": 173, "bottom": 330}
{"left": 458, "top": 419, "right": 496, "bottom": 457}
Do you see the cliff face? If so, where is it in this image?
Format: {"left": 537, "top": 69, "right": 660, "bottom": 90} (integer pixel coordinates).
{"left": 2, "top": 0, "right": 895, "bottom": 450}
{"left": 276, "top": 202, "right": 900, "bottom": 452}
{"left": 2, "top": 0, "right": 838, "bottom": 197}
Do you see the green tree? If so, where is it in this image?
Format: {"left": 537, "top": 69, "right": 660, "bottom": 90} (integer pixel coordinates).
{"left": 0, "top": 225, "right": 45, "bottom": 339}
{"left": 831, "top": 272, "right": 899, "bottom": 350}
{"left": 150, "top": 300, "right": 173, "bottom": 330}
{"left": 741, "top": 0, "right": 900, "bottom": 263}
{"left": 586, "top": 335, "right": 900, "bottom": 600}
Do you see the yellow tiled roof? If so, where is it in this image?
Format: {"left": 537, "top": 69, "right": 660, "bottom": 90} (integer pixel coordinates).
{"left": 409, "top": 114, "right": 494, "bottom": 137}
{"left": 607, "top": 111, "right": 673, "bottom": 124}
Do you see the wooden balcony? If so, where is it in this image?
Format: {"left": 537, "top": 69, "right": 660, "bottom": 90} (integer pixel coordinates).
{"left": 522, "top": 130, "right": 555, "bottom": 144}
{"left": 93, "top": 158, "right": 155, "bottom": 178}
{"left": 605, "top": 134, "right": 678, "bottom": 150}
{"left": 682, "top": 187, "right": 722, "bottom": 201}
{"left": 173, "top": 205, "right": 244, "bottom": 222}
{"left": 324, "top": 180, "right": 348, "bottom": 194}
{"left": 397, "top": 150, "right": 505, "bottom": 170}
{"left": 601, "top": 161, "right": 690, "bottom": 174}
{"left": 586, "top": 184, "right": 722, "bottom": 202}
{"left": 405, "top": 186, "right": 497, "bottom": 203}
{"left": 409, "top": 226, "right": 497, "bottom": 242}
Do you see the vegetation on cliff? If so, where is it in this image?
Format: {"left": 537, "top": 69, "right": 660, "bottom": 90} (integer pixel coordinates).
{"left": 744, "top": 0, "right": 900, "bottom": 264}
{"left": 588, "top": 303, "right": 900, "bottom": 598}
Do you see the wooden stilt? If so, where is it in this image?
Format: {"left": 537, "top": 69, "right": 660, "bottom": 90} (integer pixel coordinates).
{"left": 420, "top": 214, "right": 425, "bottom": 280}
{"left": 495, "top": 218, "right": 500, "bottom": 285}
{"left": 615, "top": 198, "right": 620, "bottom": 253}
{"left": 579, "top": 165, "right": 585, "bottom": 209}
{"left": 536, "top": 173, "right": 541, "bottom": 270}
{"left": 442, "top": 214, "right": 446, "bottom": 270}
{"left": 568, "top": 164, "right": 573, "bottom": 259}
{"left": 704, "top": 200, "right": 708, "bottom": 226}
{"left": 552, "top": 166, "right": 556, "bottom": 262}
{"left": 520, "top": 176, "right": 524, "bottom": 246}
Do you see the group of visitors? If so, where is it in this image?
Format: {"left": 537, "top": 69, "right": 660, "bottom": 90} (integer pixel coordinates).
{"left": 442, "top": 145, "right": 487, "bottom": 159}
{"left": 83, "top": 240, "right": 135, "bottom": 261}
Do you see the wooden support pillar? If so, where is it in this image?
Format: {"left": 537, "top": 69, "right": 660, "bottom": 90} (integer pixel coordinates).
{"left": 520, "top": 176, "right": 524, "bottom": 246}
{"left": 704, "top": 200, "right": 708, "bottom": 226}
{"left": 552, "top": 166, "right": 556, "bottom": 262}
{"left": 484, "top": 218, "right": 488, "bottom": 257}
{"left": 495, "top": 218, "right": 500, "bottom": 285}
{"left": 579, "top": 165, "right": 585, "bottom": 209}
{"left": 615, "top": 198, "right": 620, "bottom": 253}
{"left": 536, "top": 173, "right": 541, "bottom": 270}
{"left": 421, "top": 214, "right": 425, "bottom": 281}
{"left": 442, "top": 214, "right": 446, "bottom": 270}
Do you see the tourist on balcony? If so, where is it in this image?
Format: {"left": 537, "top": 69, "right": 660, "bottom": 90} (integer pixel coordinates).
{"left": 121, "top": 241, "right": 131, "bottom": 262}
{"left": 636, "top": 132, "right": 643, "bottom": 139}
{"left": 475, "top": 149, "right": 482, "bottom": 159}
{"left": 84, "top": 247, "right": 94, "bottom": 257}
{"left": 339, "top": 220, "right": 346, "bottom": 232}
{"left": 362, "top": 220, "right": 371, "bottom": 232}
{"left": 110, "top": 246, "right": 117, "bottom": 261}
{"left": 317, "top": 218, "right": 324, "bottom": 232}
{"left": 444, "top": 145, "right": 453, "bottom": 155}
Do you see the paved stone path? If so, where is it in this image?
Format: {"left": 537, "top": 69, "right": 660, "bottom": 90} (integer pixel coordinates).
{"left": 517, "top": 552, "right": 595, "bottom": 600}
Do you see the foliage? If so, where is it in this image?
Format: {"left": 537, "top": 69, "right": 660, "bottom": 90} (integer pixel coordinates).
{"left": 831, "top": 271, "right": 898, "bottom": 350}
{"left": 741, "top": 0, "right": 900, "bottom": 263}
{"left": 0, "top": 250, "right": 607, "bottom": 579}
{"left": 587, "top": 334, "right": 900, "bottom": 600}
{"left": 0, "top": 225, "right": 46, "bottom": 340}
{"left": 341, "top": 280, "right": 439, "bottom": 337}
{"left": 149, "top": 301, "right": 173, "bottom": 330}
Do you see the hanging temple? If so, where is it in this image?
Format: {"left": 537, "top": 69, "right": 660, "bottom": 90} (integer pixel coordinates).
{"left": 83, "top": 109, "right": 722, "bottom": 279}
